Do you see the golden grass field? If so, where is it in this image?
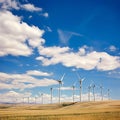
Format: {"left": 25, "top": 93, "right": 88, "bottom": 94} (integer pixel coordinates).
{"left": 0, "top": 100, "right": 120, "bottom": 120}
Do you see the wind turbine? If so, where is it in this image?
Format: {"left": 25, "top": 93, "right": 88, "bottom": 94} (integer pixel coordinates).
{"left": 92, "top": 84, "right": 96, "bottom": 102}
{"left": 41, "top": 93, "right": 43, "bottom": 104}
{"left": 50, "top": 87, "right": 53, "bottom": 104}
{"left": 28, "top": 97, "right": 30, "bottom": 104}
{"left": 90, "top": 80, "right": 96, "bottom": 102}
{"left": 88, "top": 85, "right": 91, "bottom": 102}
{"left": 35, "top": 96, "right": 38, "bottom": 104}
{"left": 25, "top": 90, "right": 31, "bottom": 104}
{"left": 23, "top": 97, "right": 24, "bottom": 104}
{"left": 76, "top": 72, "right": 85, "bottom": 102}
{"left": 107, "top": 89, "right": 110, "bottom": 100}
{"left": 100, "top": 85, "right": 103, "bottom": 101}
{"left": 71, "top": 81, "right": 77, "bottom": 102}
{"left": 56, "top": 73, "right": 65, "bottom": 103}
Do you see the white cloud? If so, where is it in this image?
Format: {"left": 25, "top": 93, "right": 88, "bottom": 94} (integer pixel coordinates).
{"left": 0, "top": 0, "right": 20, "bottom": 10}
{"left": 58, "top": 29, "right": 83, "bottom": 44}
{"left": 108, "top": 70, "right": 120, "bottom": 75}
{"left": 21, "top": 3, "right": 42, "bottom": 12}
{"left": 38, "top": 46, "right": 70, "bottom": 57}
{"left": 39, "top": 12, "right": 49, "bottom": 18}
{"left": 28, "top": 15, "right": 32, "bottom": 19}
{"left": 42, "top": 12, "right": 49, "bottom": 17}
{"left": 0, "top": 10, "right": 45, "bottom": 56}
{"left": 108, "top": 69, "right": 120, "bottom": 78}
{"left": 0, "top": 83, "right": 13, "bottom": 90}
{"left": 36, "top": 46, "right": 120, "bottom": 71}
{"left": 71, "top": 68, "right": 77, "bottom": 71}
{"left": 96, "top": 52, "right": 120, "bottom": 71}
{"left": 109, "top": 45, "right": 117, "bottom": 52}
{"left": 0, "top": 90, "right": 32, "bottom": 103}
{"left": 78, "top": 45, "right": 89, "bottom": 56}
{"left": 0, "top": 0, "right": 42, "bottom": 12}
{"left": 0, "top": 71, "right": 58, "bottom": 90}
{"left": 54, "top": 86, "right": 73, "bottom": 91}
{"left": 26, "top": 70, "right": 53, "bottom": 76}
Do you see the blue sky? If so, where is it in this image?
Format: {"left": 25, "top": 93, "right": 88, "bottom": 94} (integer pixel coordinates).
{"left": 0, "top": 0, "right": 120, "bottom": 103}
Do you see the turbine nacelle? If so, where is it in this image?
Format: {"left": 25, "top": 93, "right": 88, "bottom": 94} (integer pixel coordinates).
{"left": 56, "top": 73, "right": 65, "bottom": 85}
{"left": 57, "top": 80, "right": 63, "bottom": 85}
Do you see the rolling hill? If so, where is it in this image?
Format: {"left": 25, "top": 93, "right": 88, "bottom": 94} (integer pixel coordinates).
{"left": 0, "top": 100, "right": 120, "bottom": 120}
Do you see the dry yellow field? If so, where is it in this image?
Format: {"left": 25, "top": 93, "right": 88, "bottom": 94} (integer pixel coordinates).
{"left": 0, "top": 100, "right": 120, "bottom": 120}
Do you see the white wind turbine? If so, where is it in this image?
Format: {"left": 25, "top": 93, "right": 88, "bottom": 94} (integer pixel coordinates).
{"left": 76, "top": 72, "right": 85, "bottom": 102}
{"left": 35, "top": 95, "right": 38, "bottom": 104}
{"left": 92, "top": 83, "right": 96, "bottom": 102}
{"left": 25, "top": 90, "right": 31, "bottom": 104}
{"left": 88, "top": 85, "right": 91, "bottom": 102}
{"left": 56, "top": 73, "right": 65, "bottom": 103}
{"left": 28, "top": 97, "right": 30, "bottom": 104}
{"left": 71, "top": 81, "right": 77, "bottom": 102}
{"left": 23, "top": 97, "right": 24, "bottom": 104}
{"left": 90, "top": 80, "right": 96, "bottom": 101}
{"left": 50, "top": 87, "right": 53, "bottom": 104}
{"left": 107, "top": 89, "right": 110, "bottom": 100}
{"left": 40, "top": 93, "right": 44, "bottom": 104}
{"left": 100, "top": 85, "right": 103, "bottom": 101}
{"left": 39, "top": 92, "right": 44, "bottom": 104}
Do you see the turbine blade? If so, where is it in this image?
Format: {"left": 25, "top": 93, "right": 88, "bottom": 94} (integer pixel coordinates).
{"left": 82, "top": 77, "right": 85, "bottom": 81}
{"left": 76, "top": 72, "right": 81, "bottom": 79}
{"left": 61, "top": 81, "right": 64, "bottom": 86}
{"left": 60, "top": 73, "right": 65, "bottom": 81}
{"left": 73, "top": 80, "right": 77, "bottom": 86}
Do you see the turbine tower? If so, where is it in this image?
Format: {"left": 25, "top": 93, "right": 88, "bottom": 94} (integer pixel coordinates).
{"left": 35, "top": 96, "right": 37, "bottom": 104}
{"left": 28, "top": 97, "right": 29, "bottom": 104}
{"left": 41, "top": 93, "right": 43, "bottom": 104}
{"left": 107, "top": 89, "right": 110, "bottom": 100}
{"left": 50, "top": 87, "right": 53, "bottom": 104}
{"left": 76, "top": 72, "right": 85, "bottom": 102}
{"left": 26, "top": 90, "right": 31, "bottom": 104}
{"left": 88, "top": 85, "right": 91, "bottom": 102}
{"left": 22, "top": 97, "right": 25, "bottom": 104}
{"left": 56, "top": 73, "right": 65, "bottom": 103}
{"left": 71, "top": 81, "right": 77, "bottom": 102}
{"left": 92, "top": 84, "right": 96, "bottom": 101}
{"left": 100, "top": 85, "right": 103, "bottom": 101}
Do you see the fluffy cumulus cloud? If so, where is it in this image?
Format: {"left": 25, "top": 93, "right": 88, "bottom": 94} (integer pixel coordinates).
{"left": 36, "top": 46, "right": 120, "bottom": 71}
{"left": 0, "top": 10, "right": 45, "bottom": 56}
{"left": 0, "top": 0, "right": 20, "bottom": 10}
{"left": 0, "top": 70, "right": 58, "bottom": 90}
{"left": 21, "top": 3, "right": 42, "bottom": 12}
{"left": 42, "top": 12, "right": 49, "bottom": 18}
{"left": 0, "top": 90, "right": 32, "bottom": 103}
{"left": 0, "top": 0, "right": 42, "bottom": 12}
{"left": 109, "top": 45, "right": 117, "bottom": 52}
{"left": 26, "top": 70, "right": 53, "bottom": 76}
